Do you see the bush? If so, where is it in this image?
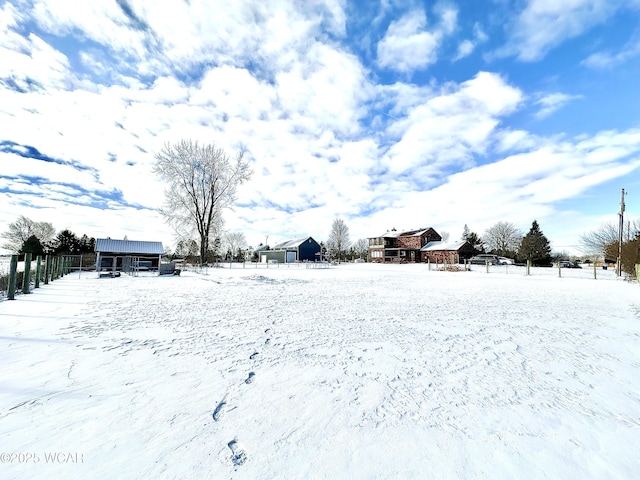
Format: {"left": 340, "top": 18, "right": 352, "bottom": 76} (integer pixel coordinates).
{"left": 0, "top": 271, "right": 25, "bottom": 295}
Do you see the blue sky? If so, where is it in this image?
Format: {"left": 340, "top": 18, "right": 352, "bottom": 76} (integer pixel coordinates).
{"left": 1, "top": 0, "right": 639, "bottom": 254}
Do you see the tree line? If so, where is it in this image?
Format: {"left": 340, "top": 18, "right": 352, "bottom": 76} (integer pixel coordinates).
{"left": 1, "top": 215, "right": 96, "bottom": 256}
{"left": 4, "top": 138, "right": 633, "bottom": 273}
{"left": 461, "top": 220, "right": 553, "bottom": 266}
{"left": 579, "top": 220, "right": 640, "bottom": 275}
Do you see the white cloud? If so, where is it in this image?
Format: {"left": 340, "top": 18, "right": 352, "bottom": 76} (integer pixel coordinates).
{"left": 376, "top": 6, "right": 458, "bottom": 72}
{"left": 454, "top": 40, "right": 474, "bottom": 60}
{"left": 373, "top": 72, "right": 524, "bottom": 191}
{"left": 534, "top": 92, "right": 583, "bottom": 119}
{"left": 499, "top": 0, "right": 618, "bottom": 61}
{"left": 582, "top": 36, "right": 640, "bottom": 69}
{"left": 453, "top": 23, "right": 488, "bottom": 61}
{"left": 0, "top": 30, "right": 75, "bottom": 91}
{"left": 493, "top": 129, "right": 540, "bottom": 153}
{"left": 28, "top": 0, "right": 152, "bottom": 62}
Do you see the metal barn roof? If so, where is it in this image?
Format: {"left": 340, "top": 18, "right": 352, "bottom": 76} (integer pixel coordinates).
{"left": 95, "top": 238, "right": 164, "bottom": 255}
{"left": 271, "top": 237, "right": 316, "bottom": 250}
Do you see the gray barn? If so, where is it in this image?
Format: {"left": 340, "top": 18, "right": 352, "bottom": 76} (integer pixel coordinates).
{"left": 95, "top": 238, "right": 164, "bottom": 274}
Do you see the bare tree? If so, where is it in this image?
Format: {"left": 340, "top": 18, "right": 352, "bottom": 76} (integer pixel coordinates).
{"left": 153, "top": 140, "right": 252, "bottom": 264}
{"left": 579, "top": 220, "right": 640, "bottom": 256}
{"left": 483, "top": 221, "right": 523, "bottom": 256}
{"left": 175, "top": 238, "right": 199, "bottom": 259}
{"left": 1, "top": 215, "right": 56, "bottom": 253}
{"left": 439, "top": 231, "right": 450, "bottom": 242}
{"left": 352, "top": 238, "right": 368, "bottom": 260}
{"left": 223, "top": 231, "right": 247, "bottom": 260}
{"left": 327, "top": 218, "right": 351, "bottom": 263}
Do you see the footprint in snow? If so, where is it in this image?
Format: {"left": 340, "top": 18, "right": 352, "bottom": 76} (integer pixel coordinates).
{"left": 228, "top": 439, "right": 248, "bottom": 466}
{"left": 212, "top": 397, "right": 228, "bottom": 421}
{"left": 245, "top": 372, "right": 256, "bottom": 384}
{"left": 250, "top": 351, "right": 259, "bottom": 360}
{"left": 265, "top": 338, "right": 271, "bottom": 345}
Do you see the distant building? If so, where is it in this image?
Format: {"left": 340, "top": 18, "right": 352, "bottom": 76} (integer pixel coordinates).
{"left": 368, "top": 228, "right": 441, "bottom": 263}
{"left": 259, "top": 237, "right": 321, "bottom": 263}
{"left": 95, "top": 238, "right": 163, "bottom": 273}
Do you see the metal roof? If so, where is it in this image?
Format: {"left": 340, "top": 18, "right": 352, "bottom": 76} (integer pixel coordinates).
{"left": 271, "top": 237, "right": 316, "bottom": 250}
{"left": 421, "top": 240, "right": 467, "bottom": 252}
{"left": 95, "top": 238, "right": 164, "bottom": 255}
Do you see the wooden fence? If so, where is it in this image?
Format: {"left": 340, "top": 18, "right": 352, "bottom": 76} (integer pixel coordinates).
{"left": 0, "top": 254, "right": 90, "bottom": 300}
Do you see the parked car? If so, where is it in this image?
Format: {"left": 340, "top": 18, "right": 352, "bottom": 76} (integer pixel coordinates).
{"left": 559, "top": 261, "right": 582, "bottom": 269}
{"left": 469, "top": 254, "right": 501, "bottom": 265}
{"left": 497, "top": 257, "right": 515, "bottom": 265}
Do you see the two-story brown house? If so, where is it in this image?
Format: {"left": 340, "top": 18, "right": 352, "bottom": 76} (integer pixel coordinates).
{"left": 368, "top": 228, "right": 442, "bottom": 263}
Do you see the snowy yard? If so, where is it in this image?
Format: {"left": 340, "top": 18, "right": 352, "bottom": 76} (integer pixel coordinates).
{"left": 1, "top": 263, "right": 639, "bottom": 479}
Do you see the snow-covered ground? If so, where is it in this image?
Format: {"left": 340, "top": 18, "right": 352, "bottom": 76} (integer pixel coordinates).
{"left": 1, "top": 263, "right": 639, "bottom": 479}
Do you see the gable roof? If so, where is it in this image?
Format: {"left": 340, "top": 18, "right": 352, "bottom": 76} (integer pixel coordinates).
{"left": 95, "top": 238, "right": 164, "bottom": 255}
{"left": 399, "top": 228, "right": 433, "bottom": 237}
{"left": 370, "top": 227, "right": 437, "bottom": 239}
{"left": 421, "top": 240, "right": 468, "bottom": 252}
{"left": 271, "top": 236, "right": 318, "bottom": 250}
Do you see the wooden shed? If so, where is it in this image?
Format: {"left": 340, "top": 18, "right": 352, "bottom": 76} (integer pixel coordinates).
{"left": 95, "top": 238, "right": 164, "bottom": 275}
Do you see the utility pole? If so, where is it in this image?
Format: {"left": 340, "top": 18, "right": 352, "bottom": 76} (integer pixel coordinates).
{"left": 617, "top": 188, "right": 625, "bottom": 277}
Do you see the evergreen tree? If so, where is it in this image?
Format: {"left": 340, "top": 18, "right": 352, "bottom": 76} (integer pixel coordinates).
{"left": 518, "top": 220, "right": 552, "bottom": 266}
{"left": 461, "top": 224, "right": 470, "bottom": 241}
{"left": 20, "top": 235, "right": 45, "bottom": 256}
{"left": 79, "top": 234, "right": 96, "bottom": 254}
{"left": 54, "top": 229, "right": 81, "bottom": 254}
{"left": 461, "top": 224, "right": 484, "bottom": 254}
